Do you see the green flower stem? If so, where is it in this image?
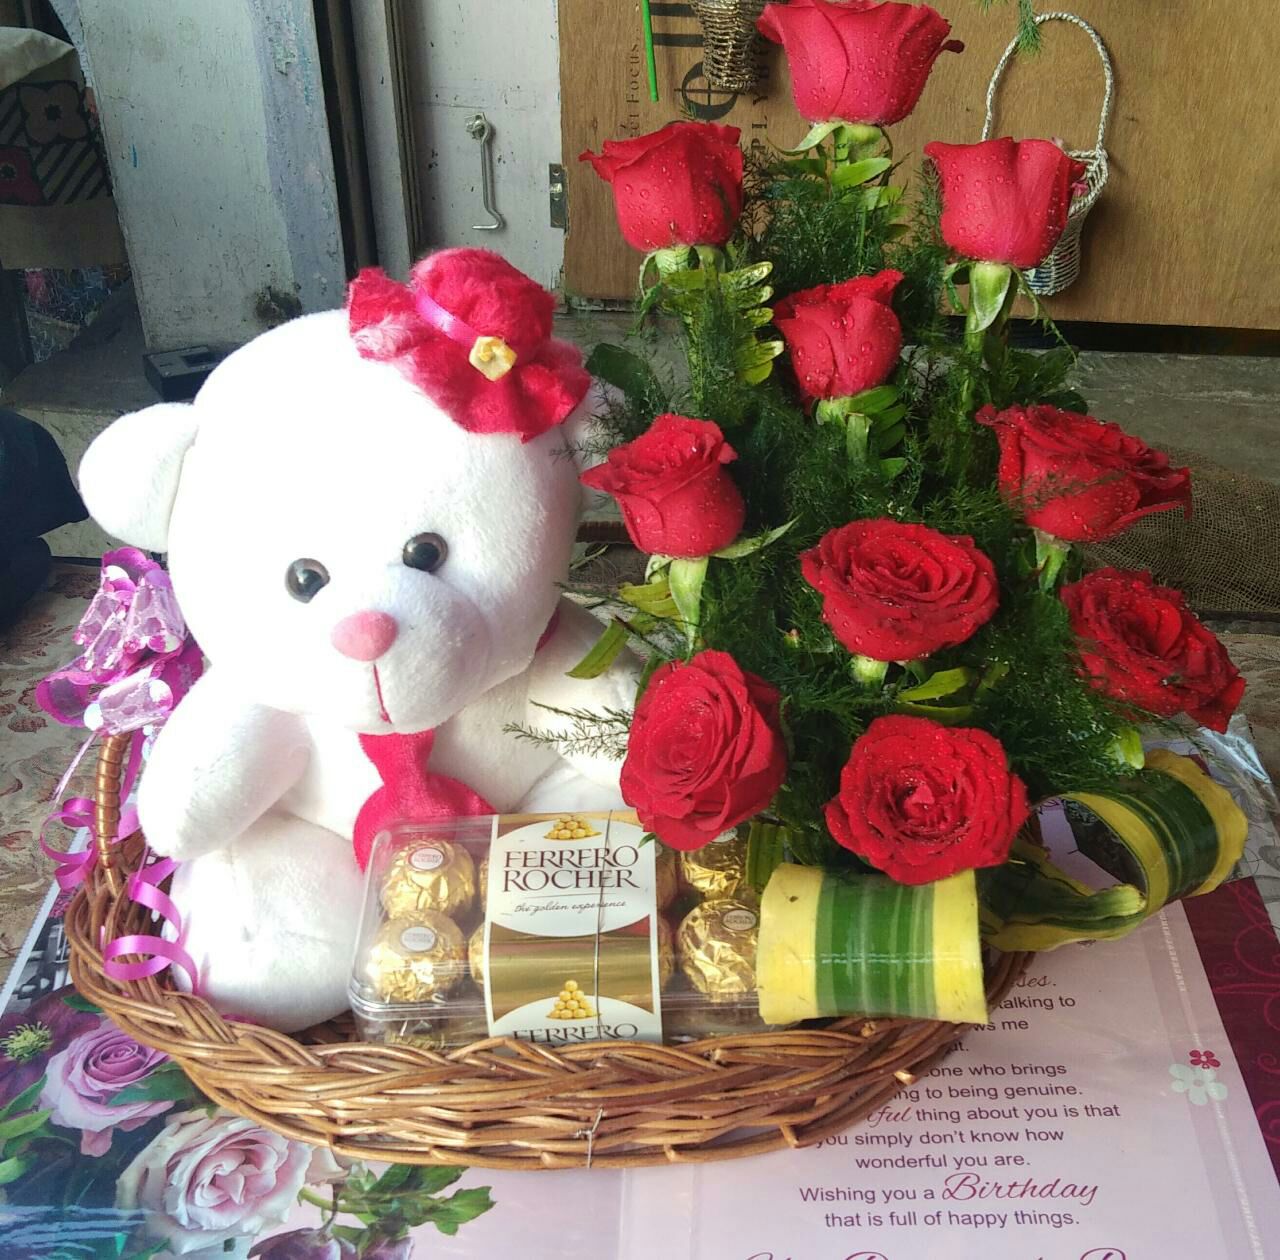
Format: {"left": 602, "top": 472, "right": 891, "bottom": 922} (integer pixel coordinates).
{"left": 958, "top": 260, "right": 1016, "bottom": 419}
{"left": 815, "top": 397, "right": 872, "bottom": 465}
{"left": 845, "top": 412, "right": 871, "bottom": 464}
{"left": 1033, "top": 529, "right": 1072, "bottom": 593}
{"left": 832, "top": 122, "right": 882, "bottom": 164}
{"left": 964, "top": 261, "right": 1015, "bottom": 356}
{"left": 668, "top": 555, "right": 709, "bottom": 652}
{"left": 851, "top": 654, "right": 889, "bottom": 687}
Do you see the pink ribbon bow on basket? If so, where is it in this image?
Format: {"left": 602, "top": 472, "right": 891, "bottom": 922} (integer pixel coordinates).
{"left": 36, "top": 547, "right": 204, "bottom": 986}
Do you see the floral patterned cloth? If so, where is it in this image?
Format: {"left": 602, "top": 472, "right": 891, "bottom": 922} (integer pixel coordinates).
{"left": 0, "top": 564, "right": 99, "bottom": 987}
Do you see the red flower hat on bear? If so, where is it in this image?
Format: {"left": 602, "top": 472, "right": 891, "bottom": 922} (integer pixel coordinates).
{"left": 347, "top": 248, "right": 591, "bottom": 442}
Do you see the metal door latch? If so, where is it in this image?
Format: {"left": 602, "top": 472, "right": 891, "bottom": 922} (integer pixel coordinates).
{"left": 549, "top": 163, "right": 568, "bottom": 230}
{"left": 465, "top": 112, "right": 504, "bottom": 232}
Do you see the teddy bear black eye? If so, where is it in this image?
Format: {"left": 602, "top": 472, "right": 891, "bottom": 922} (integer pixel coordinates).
{"left": 403, "top": 532, "right": 448, "bottom": 573}
{"left": 286, "top": 558, "right": 330, "bottom": 602}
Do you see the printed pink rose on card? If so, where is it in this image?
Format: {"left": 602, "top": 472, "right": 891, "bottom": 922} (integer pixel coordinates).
{"left": 39, "top": 1022, "right": 172, "bottom": 1155}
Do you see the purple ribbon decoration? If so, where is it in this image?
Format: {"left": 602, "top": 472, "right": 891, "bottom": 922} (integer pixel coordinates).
{"left": 36, "top": 547, "right": 203, "bottom": 989}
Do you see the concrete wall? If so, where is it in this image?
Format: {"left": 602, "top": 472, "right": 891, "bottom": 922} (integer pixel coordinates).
{"left": 404, "top": 0, "right": 564, "bottom": 288}
{"left": 76, "top": 0, "right": 344, "bottom": 350}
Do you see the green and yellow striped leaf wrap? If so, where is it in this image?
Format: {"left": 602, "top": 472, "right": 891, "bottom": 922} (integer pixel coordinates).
{"left": 758, "top": 864, "right": 987, "bottom": 1027}
{"left": 979, "top": 749, "right": 1248, "bottom": 952}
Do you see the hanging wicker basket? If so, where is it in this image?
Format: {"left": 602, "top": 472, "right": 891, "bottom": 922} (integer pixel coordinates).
{"left": 983, "top": 11, "right": 1114, "bottom": 296}
{"left": 65, "top": 732, "right": 1028, "bottom": 1169}
{"left": 692, "top": 0, "right": 769, "bottom": 94}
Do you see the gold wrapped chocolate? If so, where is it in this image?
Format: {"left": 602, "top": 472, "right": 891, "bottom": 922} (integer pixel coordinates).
{"left": 468, "top": 921, "right": 485, "bottom": 985}
{"left": 676, "top": 898, "right": 759, "bottom": 1001}
{"left": 380, "top": 839, "right": 476, "bottom": 919}
{"left": 365, "top": 911, "right": 467, "bottom": 1003}
{"left": 478, "top": 856, "right": 488, "bottom": 905}
{"left": 655, "top": 845, "right": 679, "bottom": 911}
{"left": 678, "top": 831, "right": 748, "bottom": 899}
{"left": 657, "top": 914, "right": 675, "bottom": 988}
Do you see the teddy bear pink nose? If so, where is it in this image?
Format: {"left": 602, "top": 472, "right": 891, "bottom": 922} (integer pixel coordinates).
{"left": 331, "top": 610, "right": 398, "bottom": 661}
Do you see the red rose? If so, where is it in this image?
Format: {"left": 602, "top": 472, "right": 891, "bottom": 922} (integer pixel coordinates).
{"left": 774, "top": 269, "right": 904, "bottom": 401}
{"left": 826, "top": 715, "right": 1029, "bottom": 884}
{"left": 976, "top": 404, "right": 1192, "bottom": 543}
{"left": 1061, "top": 569, "right": 1244, "bottom": 733}
{"left": 580, "top": 414, "right": 746, "bottom": 557}
{"left": 923, "top": 138, "right": 1088, "bottom": 269}
{"left": 800, "top": 519, "right": 999, "bottom": 660}
{"left": 579, "top": 122, "right": 744, "bottom": 253}
{"left": 621, "top": 650, "right": 787, "bottom": 851}
{"left": 758, "top": 0, "right": 961, "bottom": 126}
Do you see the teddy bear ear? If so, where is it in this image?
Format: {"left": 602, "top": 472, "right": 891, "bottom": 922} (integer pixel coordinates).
{"left": 78, "top": 403, "right": 199, "bottom": 552}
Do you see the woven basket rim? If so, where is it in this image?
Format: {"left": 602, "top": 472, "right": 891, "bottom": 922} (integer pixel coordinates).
{"left": 65, "top": 733, "right": 1029, "bottom": 1169}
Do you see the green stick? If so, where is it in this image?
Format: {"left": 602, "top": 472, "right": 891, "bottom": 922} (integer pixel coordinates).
{"left": 641, "top": 0, "right": 659, "bottom": 102}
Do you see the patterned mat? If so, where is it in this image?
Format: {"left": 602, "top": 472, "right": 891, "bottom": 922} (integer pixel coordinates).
{"left": 2, "top": 565, "right": 1279, "bottom": 990}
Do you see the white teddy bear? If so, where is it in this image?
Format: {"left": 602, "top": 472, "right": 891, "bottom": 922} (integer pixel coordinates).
{"left": 78, "top": 249, "right": 638, "bottom": 1031}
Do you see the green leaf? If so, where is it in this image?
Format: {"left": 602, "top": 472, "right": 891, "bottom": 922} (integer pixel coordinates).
{"left": 0, "top": 1108, "right": 50, "bottom": 1141}
{"left": 62, "top": 993, "right": 101, "bottom": 1013}
{"left": 875, "top": 422, "right": 905, "bottom": 449}
{"left": 897, "top": 667, "right": 977, "bottom": 702}
{"left": 870, "top": 403, "right": 907, "bottom": 428}
{"left": 410, "top": 1164, "right": 468, "bottom": 1195}
{"left": 584, "top": 343, "right": 664, "bottom": 407}
{"left": 774, "top": 156, "right": 828, "bottom": 177}
{"left": 1041, "top": 389, "right": 1089, "bottom": 412}
{"left": 0, "top": 1155, "right": 30, "bottom": 1185}
{"left": 879, "top": 457, "right": 909, "bottom": 479}
{"left": 565, "top": 619, "right": 630, "bottom": 679}
{"left": 735, "top": 338, "right": 784, "bottom": 371}
{"left": 892, "top": 701, "right": 974, "bottom": 723}
{"left": 831, "top": 157, "right": 893, "bottom": 189}
{"left": 109, "top": 1062, "right": 201, "bottom": 1107}
{"left": 619, "top": 576, "right": 678, "bottom": 619}
{"left": 720, "top": 261, "right": 774, "bottom": 291}
{"left": 0, "top": 1076, "right": 47, "bottom": 1119}
{"left": 746, "top": 820, "right": 789, "bottom": 893}
{"left": 668, "top": 556, "right": 709, "bottom": 649}
{"left": 845, "top": 384, "right": 899, "bottom": 414}
{"left": 432, "top": 1186, "right": 496, "bottom": 1233}
{"left": 980, "top": 750, "right": 1249, "bottom": 951}
{"left": 713, "top": 518, "right": 798, "bottom": 560}
{"left": 780, "top": 120, "right": 843, "bottom": 154}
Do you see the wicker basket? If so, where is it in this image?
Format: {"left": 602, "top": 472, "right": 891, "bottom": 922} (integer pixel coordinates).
{"left": 983, "top": 12, "right": 1114, "bottom": 296}
{"left": 692, "top": 0, "right": 769, "bottom": 94}
{"left": 65, "top": 732, "right": 1028, "bottom": 1170}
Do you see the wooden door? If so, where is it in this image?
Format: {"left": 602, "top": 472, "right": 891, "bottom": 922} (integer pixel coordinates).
{"left": 558, "top": 0, "right": 1280, "bottom": 328}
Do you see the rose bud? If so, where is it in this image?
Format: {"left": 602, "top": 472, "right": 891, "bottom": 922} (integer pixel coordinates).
{"left": 800, "top": 519, "right": 999, "bottom": 661}
{"left": 1061, "top": 568, "right": 1244, "bottom": 733}
{"left": 758, "top": 0, "right": 962, "bottom": 126}
{"left": 774, "top": 270, "right": 904, "bottom": 402}
{"left": 580, "top": 414, "right": 746, "bottom": 557}
{"left": 579, "top": 122, "right": 744, "bottom": 253}
{"left": 923, "top": 137, "right": 1088, "bottom": 270}
{"left": 826, "top": 715, "right": 1029, "bottom": 884}
{"left": 976, "top": 403, "right": 1192, "bottom": 543}
{"left": 621, "top": 650, "right": 787, "bottom": 851}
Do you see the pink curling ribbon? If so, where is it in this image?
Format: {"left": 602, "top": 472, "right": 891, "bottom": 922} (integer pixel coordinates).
{"left": 36, "top": 548, "right": 203, "bottom": 988}
{"left": 38, "top": 730, "right": 142, "bottom": 891}
{"left": 102, "top": 855, "right": 197, "bottom": 987}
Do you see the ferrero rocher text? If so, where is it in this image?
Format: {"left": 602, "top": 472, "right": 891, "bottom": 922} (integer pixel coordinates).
{"left": 497, "top": 843, "right": 642, "bottom": 893}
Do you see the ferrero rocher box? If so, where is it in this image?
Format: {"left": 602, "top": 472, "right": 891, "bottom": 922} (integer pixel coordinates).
{"left": 348, "top": 814, "right": 772, "bottom": 1050}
